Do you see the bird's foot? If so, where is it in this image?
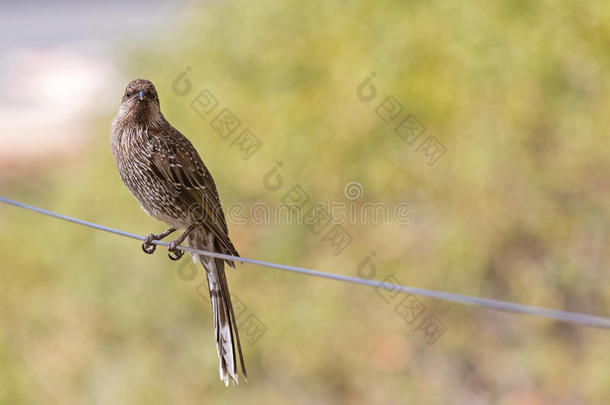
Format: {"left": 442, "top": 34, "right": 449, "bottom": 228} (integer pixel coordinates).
{"left": 142, "top": 234, "right": 158, "bottom": 254}
{"left": 141, "top": 227, "right": 177, "bottom": 255}
{"left": 166, "top": 224, "right": 197, "bottom": 261}
{"left": 168, "top": 239, "right": 185, "bottom": 261}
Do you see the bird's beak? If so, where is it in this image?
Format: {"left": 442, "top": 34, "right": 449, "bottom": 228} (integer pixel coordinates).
{"left": 138, "top": 91, "right": 143, "bottom": 101}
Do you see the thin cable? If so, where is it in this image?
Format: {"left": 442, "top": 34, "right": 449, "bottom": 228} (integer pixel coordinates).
{"left": 2, "top": 196, "right": 609, "bottom": 329}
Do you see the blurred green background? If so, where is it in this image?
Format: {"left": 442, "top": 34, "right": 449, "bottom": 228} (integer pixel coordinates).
{"left": 1, "top": 0, "right": 609, "bottom": 404}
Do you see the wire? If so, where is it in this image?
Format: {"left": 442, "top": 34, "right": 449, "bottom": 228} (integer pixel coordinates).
{"left": 2, "top": 196, "right": 610, "bottom": 329}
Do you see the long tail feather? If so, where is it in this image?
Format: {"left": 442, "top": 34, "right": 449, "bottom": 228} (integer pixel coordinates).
{"left": 216, "top": 257, "right": 247, "bottom": 381}
{"left": 189, "top": 229, "right": 246, "bottom": 386}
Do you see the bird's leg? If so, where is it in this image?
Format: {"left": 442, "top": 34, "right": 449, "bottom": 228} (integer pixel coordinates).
{"left": 167, "top": 224, "right": 198, "bottom": 261}
{"left": 142, "top": 227, "right": 177, "bottom": 254}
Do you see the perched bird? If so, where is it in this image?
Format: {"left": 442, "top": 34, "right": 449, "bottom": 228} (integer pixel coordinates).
{"left": 110, "top": 79, "right": 246, "bottom": 386}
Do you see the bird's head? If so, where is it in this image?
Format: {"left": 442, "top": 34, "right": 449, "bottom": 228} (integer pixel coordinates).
{"left": 118, "top": 79, "right": 162, "bottom": 124}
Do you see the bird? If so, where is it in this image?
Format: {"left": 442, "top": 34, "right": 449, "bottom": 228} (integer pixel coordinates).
{"left": 110, "top": 79, "right": 246, "bottom": 386}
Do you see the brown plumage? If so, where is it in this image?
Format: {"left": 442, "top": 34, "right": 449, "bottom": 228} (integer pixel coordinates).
{"left": 110, "top": 79, "right": 246, "bottom": 386}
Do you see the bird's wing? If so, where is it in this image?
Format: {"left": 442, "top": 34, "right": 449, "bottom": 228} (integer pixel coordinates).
{"left": 149, "top": 128, "right": 239, "bottom": 261}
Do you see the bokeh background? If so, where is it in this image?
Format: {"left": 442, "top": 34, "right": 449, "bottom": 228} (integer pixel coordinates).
{"left": 1, "top": 0, "right": 609, "bottom": 404}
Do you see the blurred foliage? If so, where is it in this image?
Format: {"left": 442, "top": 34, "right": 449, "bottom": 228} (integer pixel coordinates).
{"left": 2, "top": 0, "right": 610, "bottom": 404}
